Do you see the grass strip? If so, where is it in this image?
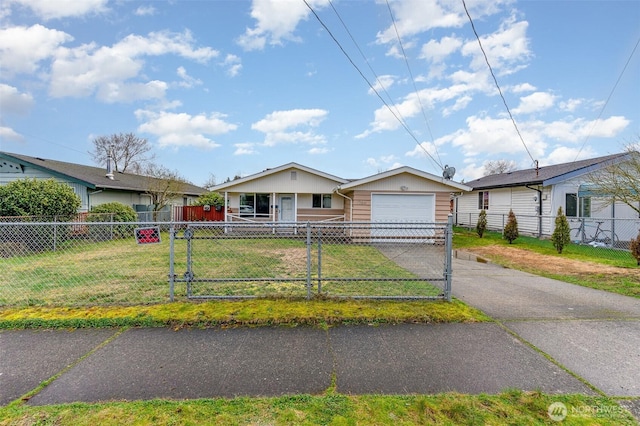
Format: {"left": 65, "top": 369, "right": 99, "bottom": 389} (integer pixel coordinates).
{"left": 0, "top": 391, "right": 636, "bottom": 425}
{"left": 0, "top": 299, "right": 490, "bottom": 329}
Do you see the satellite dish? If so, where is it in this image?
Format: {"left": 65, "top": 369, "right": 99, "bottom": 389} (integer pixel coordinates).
{"left": 442, "top": 165, "right": 456, "bottom": 180}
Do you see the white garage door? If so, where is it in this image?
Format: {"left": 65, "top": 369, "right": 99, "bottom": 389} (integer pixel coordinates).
{"left": 371, "top": 194, "right": 435, "bottom": 240}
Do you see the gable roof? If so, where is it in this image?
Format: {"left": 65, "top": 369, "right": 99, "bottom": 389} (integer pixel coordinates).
{"left": 338, "top": 166, "right": 471, "bottom": 191}
{"left": 212, "top": 162, "right": 349, "bottom": 191}
{"left": 465, "top": 153, "right": 631, "bottom": 190}
{"left": 0, "top": 152, "right": 206, "bottom": 196}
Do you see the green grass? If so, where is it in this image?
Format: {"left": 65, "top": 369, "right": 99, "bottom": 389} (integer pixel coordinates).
{"left": 453, "top": 227, "right": 640, "bottom": 298}
{"left": 1, "top": 234, "right": 446, "bottom": 306}
{"left": 0, "top": 391, "right": 636, "bottom": 425}
{"left": 0, "top": 299, "right": 489, "bottom": 329}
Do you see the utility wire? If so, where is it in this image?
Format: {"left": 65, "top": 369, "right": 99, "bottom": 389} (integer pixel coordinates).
{"left": 385, "top": 0, "right": 443, "bottom": 168}
{"left": 462, "top": 0, "right": 536, "bottom": 165}
{"left": 303, "top": 0, "right": 444, "bottom": 171}
{"left": 574, "top": 35, "right": 640, "bottom": 160}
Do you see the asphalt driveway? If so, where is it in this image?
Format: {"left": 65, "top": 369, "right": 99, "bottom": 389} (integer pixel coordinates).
{"left": 452, "top": 255, "right": 640, "bottom": 398}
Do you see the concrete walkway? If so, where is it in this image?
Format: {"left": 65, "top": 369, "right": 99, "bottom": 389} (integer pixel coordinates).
{"left": 1, "top": 255, "right": 639, "bottom": 420}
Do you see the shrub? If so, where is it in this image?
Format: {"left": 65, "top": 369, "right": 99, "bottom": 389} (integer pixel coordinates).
{"left": 503, "top": 209, "right": 519, "bottom": 244}
{"left": 631, "top": 231, "right": 640, "bottom": 266}
{"left": 90, "top": 202, "right": 138, "bottom": 239}
{"left": 193, "top": 192, "right": 225, "bottom": 210}
{"left": 551, "top": 207, "right": 571, "bottom": 254}
{"left": 476, "top": 210, "right": 487, "bottom": 238}
{"left": 0, "top": 178, "right": 80, "bottom": 219}
{"left": 0, "top": 179, "right": 80, "bottom": 252}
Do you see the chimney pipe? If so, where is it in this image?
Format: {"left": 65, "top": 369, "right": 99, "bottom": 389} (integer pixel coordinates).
{"left": 106, "top": 150, "right": 114, "bottom": 180}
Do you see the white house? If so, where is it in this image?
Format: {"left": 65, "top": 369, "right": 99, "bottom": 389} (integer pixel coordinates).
{"left": 455, "top": 152, "right": 639, "bottom": 244}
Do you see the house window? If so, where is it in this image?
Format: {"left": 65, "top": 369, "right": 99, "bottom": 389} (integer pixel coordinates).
{"left": 239, "top": 193, "right": 270, "bottom": 216}
{"left": 565, "top": 193, "right": 577, "bottom": 217}
{"left": 312, "top": 194, "right": 332, "bottom": 208}
{"left": 477, "top": 191, "right": 489, "bottom": 210}
{"left": 580, "top": 197, "right": 591, "bottom": 218}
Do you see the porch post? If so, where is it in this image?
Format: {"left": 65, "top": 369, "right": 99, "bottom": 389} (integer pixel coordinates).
{"left": 272, "top": 192, "right": 276, "bottom": 221}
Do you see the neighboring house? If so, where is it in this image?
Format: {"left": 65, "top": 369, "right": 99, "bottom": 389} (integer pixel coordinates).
{"left": 212, "top": 162, "right": 471, "bottom": 227}
{"left": 455, "top": 152, "right": 639, "bottom": 242}
{"left": 0, "top": 152, "right": 206, "bottom": 214}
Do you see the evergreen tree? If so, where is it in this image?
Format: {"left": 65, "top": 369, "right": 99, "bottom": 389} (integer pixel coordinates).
{"left": 551, "top": 207, "right": 571, "bottom": 253}
{"left": 476, "top": 210, "right": 487, "bottom": 238}
{"left": 631, "top": 231, "right": 640, "bottom": 266}
{"left": 503, "top": 209, "right": 519, "bottom": 244}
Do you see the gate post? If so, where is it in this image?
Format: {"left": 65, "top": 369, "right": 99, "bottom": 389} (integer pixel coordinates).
{"left": 169, "top": 223, "right": 175, "bottom": 301}
{"left": 444, "top": 214, "right": 453, "bottom": 302}
{"left": 306, "top": 222, "right": 312, "bottom": 299}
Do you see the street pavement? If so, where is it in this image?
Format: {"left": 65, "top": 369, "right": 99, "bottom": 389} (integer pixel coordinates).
{"left": 1, "top": 253, "right": 639, "bottom": 420}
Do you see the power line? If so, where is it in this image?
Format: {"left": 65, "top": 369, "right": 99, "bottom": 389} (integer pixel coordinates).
{"left": 385, "top": 0, "right": 443, "bottom": 168}
{"left": 575, "top": 35, "right": 640, "bottom": 160}
{"left": 461, "top": 0, "right": 536, "bottom": 165}
{"left": 303, "top": 0, "right": 444, "bottom": 171}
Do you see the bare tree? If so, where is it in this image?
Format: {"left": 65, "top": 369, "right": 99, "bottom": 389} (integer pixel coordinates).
{"left": 585, "top": 142, "right": 640, "bottom": 215}
{"left": 141, "top": 163, "right": 189, "bottom": 213}
{"left": 483, "top": 159, "right": 518, "bottom": 176}
{"left": 202, "top": 173, "right": 217, "bottom": 191}
{"left": 90, "top": 133, "right": 154, "bottom": 173}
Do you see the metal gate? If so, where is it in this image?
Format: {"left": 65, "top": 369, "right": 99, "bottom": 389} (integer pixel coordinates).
{"left": 168, "top": 217, "right": 453, "bottom": 301}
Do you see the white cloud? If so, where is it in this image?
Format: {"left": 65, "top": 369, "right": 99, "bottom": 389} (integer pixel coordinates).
{"left": 449, "top": 115, "right": 547, "bottom": 159}
{"left": 222, "top": 54, "right": 242, "bottom": 77}
{"left": 531, "top": 116, "right": 629, "bottom": 142}
{"left": 364, "top": 155, "right": 400, "bottom": 171}
{"left": 376, "top": 0, "right": 465, "bottom": 45}
{"left": 368, "top": 75, "right": 396, "bottom": 95}
{"left": 97, "top": 80, "right": 167, "bottom": 103}
{"left": 236, "top": 0, "right": 328, "bottom": 51}
{"left": 559, "top": 98, "right": 583, "bottom": 112}
{"left": 134, "top": 5, "right": 156, "bottom": 16}
{"left": 49, "top": 31, "right": 218, "bottom": 101}
{"left": 135, "top": 110, "right": 238, "bottom": 149}
{"left": 0, "top": 126, "right": 24, "bottom": 142}
{"left": 511, "top": 83, "right": 536, "bottom": 93}
{"left": 251, "top": 109, "right": 328, "bottom": 146}
{"left": 419, "top": 35, "right": 462, "bottom": 63}
{"left": 176, "top": 67, "right": 202, "bottom": 88}
{"left": 7, "top": 0, "right": 108, "bottom": 20}
{"left": 541, "top": 145, "right": 598, "bottom": 166}
{"left": 513, "top": 91, "right": 556, "bottom": 115}
{"left": 308, "top": 147, "right": 330, "bottom": 154}
{"left": 461, "top": 17, "right": 531, "bottom": 76}
{"left": 0, "top": 84, "right": 34, "bottom": 114}
{"left": 234, "top": 142, "right": 257, "bottom": 155}
{"left": 0, "top": 25, "right": 72, "bottom": 76}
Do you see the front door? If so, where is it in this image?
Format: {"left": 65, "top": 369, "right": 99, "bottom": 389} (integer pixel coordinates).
{"left": 280, "top": 195, "right": 294, "bottom": 222}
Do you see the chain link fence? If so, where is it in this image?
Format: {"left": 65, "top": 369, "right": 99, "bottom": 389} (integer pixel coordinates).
{"left": 454, "top": 212, "right": 640, "bottom": 260}
{"left": 1, "top": 218, "right": 453, "bottom": 307}
{"left": 169, "top": 221, "right": 452, "bottom": 301}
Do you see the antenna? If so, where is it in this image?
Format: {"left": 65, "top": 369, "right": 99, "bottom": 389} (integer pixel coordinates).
{"left": 442, "top": 165, "right": 456, "bottom": 180}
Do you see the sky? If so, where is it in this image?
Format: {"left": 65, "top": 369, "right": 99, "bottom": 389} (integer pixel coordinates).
{"left": 0, "top": 0, "right": 639, "bottom": 188}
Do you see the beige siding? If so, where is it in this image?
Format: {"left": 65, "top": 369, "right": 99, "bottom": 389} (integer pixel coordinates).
{"left": 221, "top": 169, "right": 341, "bottom": 193}
{"left": 350, "top": 173, "right": 460, "bottom": 192}
{"left": 350, "top": 190, "right": 452, "bottom": 222}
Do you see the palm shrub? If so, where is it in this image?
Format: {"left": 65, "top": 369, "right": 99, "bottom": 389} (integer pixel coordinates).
{"left": 631, "top": 231, "right": 640, "bottom": 266}
{"left": 551, "top": 207, "right": 571, "bottom": 253}
{"left": 503, "top": 209, "right": 519, "bottom": 244}
{"left": 90, "top": 202, "right": 138, "bottom": 240}
{"left": 476, "top": 210, "right": 487, "bottom": 238}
